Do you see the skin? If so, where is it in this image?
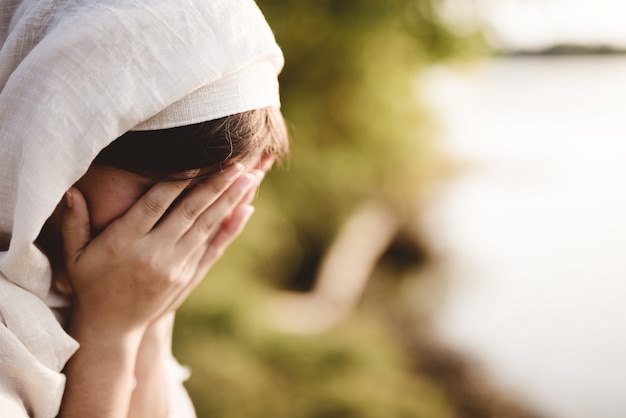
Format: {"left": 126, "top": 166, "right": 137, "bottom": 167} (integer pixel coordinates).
{"left": 40, "top": 156, "right": 271, "bottom": 418}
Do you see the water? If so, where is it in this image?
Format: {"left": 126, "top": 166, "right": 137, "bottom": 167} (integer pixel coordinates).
{"left": 422, "top": 56, "right": 626, "bottom": 418}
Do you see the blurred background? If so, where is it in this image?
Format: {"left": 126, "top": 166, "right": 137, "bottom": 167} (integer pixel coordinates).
{"left": 174, "top": 1, "right": 626, "bottom": 417}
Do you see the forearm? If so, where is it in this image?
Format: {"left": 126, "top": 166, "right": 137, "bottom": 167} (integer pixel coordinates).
{"left": 128, "top": 315, "right": 173, "bottom": 418}
{"left": 54, "top": 166, "right": 259, "bottom": 418}
{"left": 60, "top": 322, "right": 144, "bottom": 418}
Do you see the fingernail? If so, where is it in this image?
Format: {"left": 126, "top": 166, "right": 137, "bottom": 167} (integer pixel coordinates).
{"left": 238, "top": 173, "right": 258, "bottom": 191}
{"left": 65, "top": 190, "right": 73, "bottom": 209}
{"left": 224, "top": 163, "right": 244, "bottom": 180}
{"left": 259, "top": 154, "right": 274, "bottom": 172}
{"left": 242, "top": 205, "right": 255, "bottom": 221}
{"left": 251, "top": 169, "right": 265, "bottom": 182}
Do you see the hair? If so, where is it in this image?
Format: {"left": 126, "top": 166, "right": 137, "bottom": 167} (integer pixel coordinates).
{"left": 94, "top": 106, "right": 289, "bottom": 181}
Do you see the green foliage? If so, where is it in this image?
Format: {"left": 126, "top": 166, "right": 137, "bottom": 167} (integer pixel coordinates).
{"left": 246, "top": 0, "right": 481, "bottom": 289}
{"left": 174, "top": 1, "right": 482, "bottom": 416}
{"left": 175, "top": 276, "right": 453, "bottom": 418}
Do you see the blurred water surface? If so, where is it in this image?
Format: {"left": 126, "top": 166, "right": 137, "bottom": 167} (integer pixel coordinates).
{"left": 422, "top": 55, "right": 626, "bottom": 418}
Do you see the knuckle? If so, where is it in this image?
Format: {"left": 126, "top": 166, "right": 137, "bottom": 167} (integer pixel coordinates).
{"left": 155, "top": 270, "right": 175, "bottom": 285}
{"left": 224, "top": 189, "right": 240, "bottom": 206}
{"left": 159, "top": 268, "right": 182, "bottom": 287}
{"left": 196, "top": 213, "right": 218, "bottom": 236}
{"left": 179, "top": 200, "right": 200, "bottom": 222}
{"left": 138, "top": 252, "right": 159, "bottom": 271}
{"left": 143, "top": 196, "right": 167, "bottom": 217}
{"left": 102, "top": 237, "right": 126, "bottom": 259}
{"left": 138, "top": 255, "right": 179, "bottom": 285}
{"left": 207, "top": 180, "right": 227, "bottom": 196}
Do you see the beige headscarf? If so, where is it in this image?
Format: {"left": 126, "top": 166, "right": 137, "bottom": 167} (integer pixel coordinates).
{"left": 0, "top": 0, "right": 283, "bottom": 416}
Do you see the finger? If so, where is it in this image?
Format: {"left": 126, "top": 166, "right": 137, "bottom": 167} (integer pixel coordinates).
{"left": 120, "top": 175, "right": 196, "bottom": 236}
{"left": 156, "top": 163, "right": 245, "bottom": 241}
{"left": 173, "top": 173, "right": 257, "bottom": 256}
{"left": 249, "top": 167, "right": 266, "bottom": 183}
{"left": 155, "top": 204, "right": 256, "bottom": 317}
{"left": 240, "top": 186, "right": 257, "bottom": 209}
{"left": 217, "top": 167, "right": 263, "bottom": 232}
{"left": 159, "top": 243, "right": 208, "bottom": 314}
{"left": 217, "top": 167, "right": 262, "bottom": 228}
{"left": 196, "top": 204, "right": 255, "bottom": 274}
{"left": 61, "top": 187, "right": 91, "bottom": 263}
{"left": 256, "top": 154, "right": 275, "bottom": 173}
{"left": 173, "top": 205, "right": 256, "bottom": 309}
{"left": 239, "top": 169, "right": 264, "bottom": 207}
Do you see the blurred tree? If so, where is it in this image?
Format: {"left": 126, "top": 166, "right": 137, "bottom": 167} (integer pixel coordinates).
{"left": 244, "top": 0, "right": 481, "bottom": 291}
{"left": 175, "top": 1, "right": 486, "bottom": 417}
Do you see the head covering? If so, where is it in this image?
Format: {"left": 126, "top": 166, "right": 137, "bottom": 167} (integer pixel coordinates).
{"left": 0, "top": 0, "right": 283, "bottom": 416}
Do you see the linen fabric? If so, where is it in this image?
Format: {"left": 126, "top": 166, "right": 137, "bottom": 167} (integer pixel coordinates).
{"left": 0, "top": 0, "right": 283, "bottom": 416}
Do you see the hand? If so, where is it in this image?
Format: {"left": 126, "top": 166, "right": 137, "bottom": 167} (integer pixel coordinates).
{"left": 156, "top": 154, "right": 274, "bottom": 313}
{"left": 60, "top": 162, "right": 260, "bottom": 336}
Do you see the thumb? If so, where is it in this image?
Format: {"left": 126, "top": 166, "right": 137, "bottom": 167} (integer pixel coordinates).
{"left": 61, "top": 187, "right": 91, "bottom": 263}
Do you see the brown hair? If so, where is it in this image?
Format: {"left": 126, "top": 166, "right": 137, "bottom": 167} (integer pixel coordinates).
{"left": 94, "top": 106, "right": 289, "bottom": 180}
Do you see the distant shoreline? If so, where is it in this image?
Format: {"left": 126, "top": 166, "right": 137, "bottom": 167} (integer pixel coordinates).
{"left": 497, "top": 44, "right": 626, "bottom": 57}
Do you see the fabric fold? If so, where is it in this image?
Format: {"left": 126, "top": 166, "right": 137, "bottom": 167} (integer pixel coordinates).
{"left": 0, "top": 1, "right": 283, "bottom": 416}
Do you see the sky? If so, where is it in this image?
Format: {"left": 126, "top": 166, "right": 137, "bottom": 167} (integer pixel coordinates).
{"left": 441, "top": 0, "right": 626, "bottom": 50}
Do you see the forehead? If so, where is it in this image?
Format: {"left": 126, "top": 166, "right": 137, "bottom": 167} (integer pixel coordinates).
{"left": 76, "top": 164, "right": 152, "bottom": 193}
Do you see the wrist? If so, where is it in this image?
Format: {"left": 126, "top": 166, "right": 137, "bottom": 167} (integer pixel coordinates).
{"left": 135, "top": 315, "right": 173, "bottom": 376}
{"left": 128, "top": 316, "right": 172, "bottom": 418}
{"left": 61, "top": 315, "right": 146, "bottom": 418}
{"left": 68, "top": 312, "right": 146, "bottom": 354}
{"left": 69, "top": 297, "right": 150, "bottom": 337}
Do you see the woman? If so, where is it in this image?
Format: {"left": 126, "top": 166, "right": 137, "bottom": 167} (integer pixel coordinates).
{"left": 0, "top": 0, "right": 288, "bottom": 417}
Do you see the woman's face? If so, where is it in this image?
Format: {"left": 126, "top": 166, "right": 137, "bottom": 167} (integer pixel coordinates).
{"left": 46, "top": 155, "right": 259, "bottom": 243}
{"left": 38, "top": 163, "right": 157, "bottom": 266}
{"left": 73, "top": 164, "right": 156, "bottom": 235}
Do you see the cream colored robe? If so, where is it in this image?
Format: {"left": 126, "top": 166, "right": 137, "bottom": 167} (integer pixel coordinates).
{"left": 0, "top": 0, "right": 282, "bottom": 416}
